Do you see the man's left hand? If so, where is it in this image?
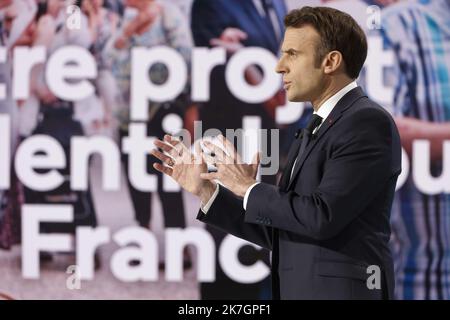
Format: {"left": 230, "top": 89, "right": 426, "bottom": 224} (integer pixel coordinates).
{"left": 200, "top": 135, "right": 260, "bottom": 198}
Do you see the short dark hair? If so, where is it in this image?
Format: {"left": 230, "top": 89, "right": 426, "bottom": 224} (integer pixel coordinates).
{"left": 284, "top": 6, "right": 367, "bottom": 79}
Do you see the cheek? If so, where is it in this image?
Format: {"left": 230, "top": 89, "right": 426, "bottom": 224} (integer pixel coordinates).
{"left": 299, "top": 64, "right": 319, "bottom": 81}
{"left": 291, "top": 64, "right": 308, "bottom": 84}
{"left": 291, "top": 59, "right": 308, "bottom": 75}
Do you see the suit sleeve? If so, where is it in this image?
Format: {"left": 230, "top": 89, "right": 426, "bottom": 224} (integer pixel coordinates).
{"left": 197, "top": 184, "right": 273, "bottom": 250}
{"left": 245, "top": 108, "right": 398, "bottom": 241}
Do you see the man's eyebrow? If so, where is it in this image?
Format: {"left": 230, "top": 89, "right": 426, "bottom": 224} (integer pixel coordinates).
{"left": 281, "top": 48, "right": 300, "bottom": 54}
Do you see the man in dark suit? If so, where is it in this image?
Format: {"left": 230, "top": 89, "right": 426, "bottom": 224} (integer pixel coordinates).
{"left": 152, "top": 6, "right": 402, "bottom": 299}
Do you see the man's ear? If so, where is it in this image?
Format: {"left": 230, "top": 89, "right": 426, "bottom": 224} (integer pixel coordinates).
{"left": 323, "top": 50, "right": 343, "bottom": 75}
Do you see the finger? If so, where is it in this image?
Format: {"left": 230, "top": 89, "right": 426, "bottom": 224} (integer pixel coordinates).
{"left": 193, "top": 140, "right": 204, "bottom": 164}
{"left": 154, "top": 139, "right": 176, "bottom": 153}
{"left": 194, "top": 139, "right": 202, "bottom": 156}
{"left": 164, "top": 134, "right": 182, "bottom": 148}
{"left": 217, "top": 135, "right": 232, "bottom": 155}
{"left": 200, "top": 149, "right": 214, "bottom": 165}
{"left": 200, "top": 172, "right": 219, "bottom": 181}
{"left": 150, "top": 149, "right": 175, "bottom": 166}
{"left": 231, "top": 31, "right": 248, "bottom": 42}
{"left": 232, "top": 28, "right": 248, "bottom": 41}
{"left": 202, "top": 152, "right": 217, "bottom": 166}
{"left": 153, "top": 163, "right": 173, "bottom": 176}
{"left": 251, "top": 152, "right": 261, "bottom": 166}
{"left": 220, "top": 29, "right": 235, "bottom": 42}
{"left": 194, "top": 139, "right": 203, "bottom": 164}
{"left": 203, "top": 141, "right": 229, "bottom": 163}
{"left": 209, "top": 39, "right": 242, "bottom": 52}
{"left": 209, "top": 38, "right": 222, "bottom": 47}
{"left": 164, "top": 134, "right": 184, "bottom": 156}
{"left": 222, "top": 28, "right": 247, "bottom": 42}
{"left": 251, "top": 152, "right": 261, "bottom": 179}
{"left": 217, "top": 135, "right": 241, "bottom": 163}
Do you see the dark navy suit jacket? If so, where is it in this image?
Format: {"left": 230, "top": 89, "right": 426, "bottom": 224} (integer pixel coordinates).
{"left": 197, "top": 87, "right": 402, "bottom": 299}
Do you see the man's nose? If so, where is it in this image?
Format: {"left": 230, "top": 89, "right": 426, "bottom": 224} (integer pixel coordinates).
{"left": 275, "top": 59, "right": 286, "bottom": 74}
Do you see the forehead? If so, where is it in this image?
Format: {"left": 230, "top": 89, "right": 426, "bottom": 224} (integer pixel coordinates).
{"left": 281, "top": 26, "right": 320, "bottom": 51}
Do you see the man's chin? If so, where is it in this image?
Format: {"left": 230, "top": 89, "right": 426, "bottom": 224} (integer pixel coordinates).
{"left": 286, "top": 93, "right": 305, "bottom": 103}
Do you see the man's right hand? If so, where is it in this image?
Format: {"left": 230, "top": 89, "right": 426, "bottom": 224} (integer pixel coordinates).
{"left": 151, "top": 135, "right": 216, "bottom": 204}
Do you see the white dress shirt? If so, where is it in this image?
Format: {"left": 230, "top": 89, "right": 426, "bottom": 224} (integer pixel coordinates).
{"left": 201, "top": 81, "right": 358, "bottom": 213}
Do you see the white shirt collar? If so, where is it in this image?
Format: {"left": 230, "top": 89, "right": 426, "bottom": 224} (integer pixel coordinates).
{"left": 314, "top": 81, "right": 358, "bottom": 122}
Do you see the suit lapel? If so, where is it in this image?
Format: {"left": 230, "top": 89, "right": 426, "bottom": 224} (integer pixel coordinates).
{"left": 271, "top": 0, "right": 287, "bottom": 43}
{"left": 286, "top": 87, "right": 367, "bottom": 190}
{"left": 244, "top": 0, "right": 278, "bottom": 52}
{"left": 278, "top": 132, "right": 303, "bottom": 190}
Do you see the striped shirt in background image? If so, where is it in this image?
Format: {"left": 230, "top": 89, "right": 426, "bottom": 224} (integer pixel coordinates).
{"left": 381, "top": 0, "right": 450, "bottom": 300}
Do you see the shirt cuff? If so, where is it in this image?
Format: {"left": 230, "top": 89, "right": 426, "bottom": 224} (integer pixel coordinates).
{"left": 200, "top": 184, "right": 220, "bottom": 214}
{"left": 243, "top": 182, "right": 260, "bottom": 210}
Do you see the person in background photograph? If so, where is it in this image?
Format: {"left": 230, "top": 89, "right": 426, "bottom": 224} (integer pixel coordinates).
{"left": 9, "top": 0, "right": 101, "bottom": 267}
{"left": 0, "top": 0, "right": 35, "bottom": 251}
{"left": 191, "top": 0, "right": 287, "bottom": 300}
{"left": 104, "top": 0, "right": 195, "bottom": 269}
{"left": 0, "top": 0, "right": 17, "bottom": 151}
{"left": 16, "top": 0, "right": 94, "bottom": 140}
{"left": 81, "top": 0, "right": 121, "bottom": 138}
{"left": 381, "top": 0, "right": 450, "bottom": 300}
{"left": 166, "top": 0, "right": 193, "bottom": 20}
{"left": 104, "top": 0, "right": 125, "bottom": 17}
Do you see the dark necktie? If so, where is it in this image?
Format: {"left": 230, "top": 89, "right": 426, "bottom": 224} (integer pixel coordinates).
{"left": 298, "top": 113, "right": 323, "bottom": 154}
{"left": 288, "top": 113, "right": 323, "bottom": 182}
